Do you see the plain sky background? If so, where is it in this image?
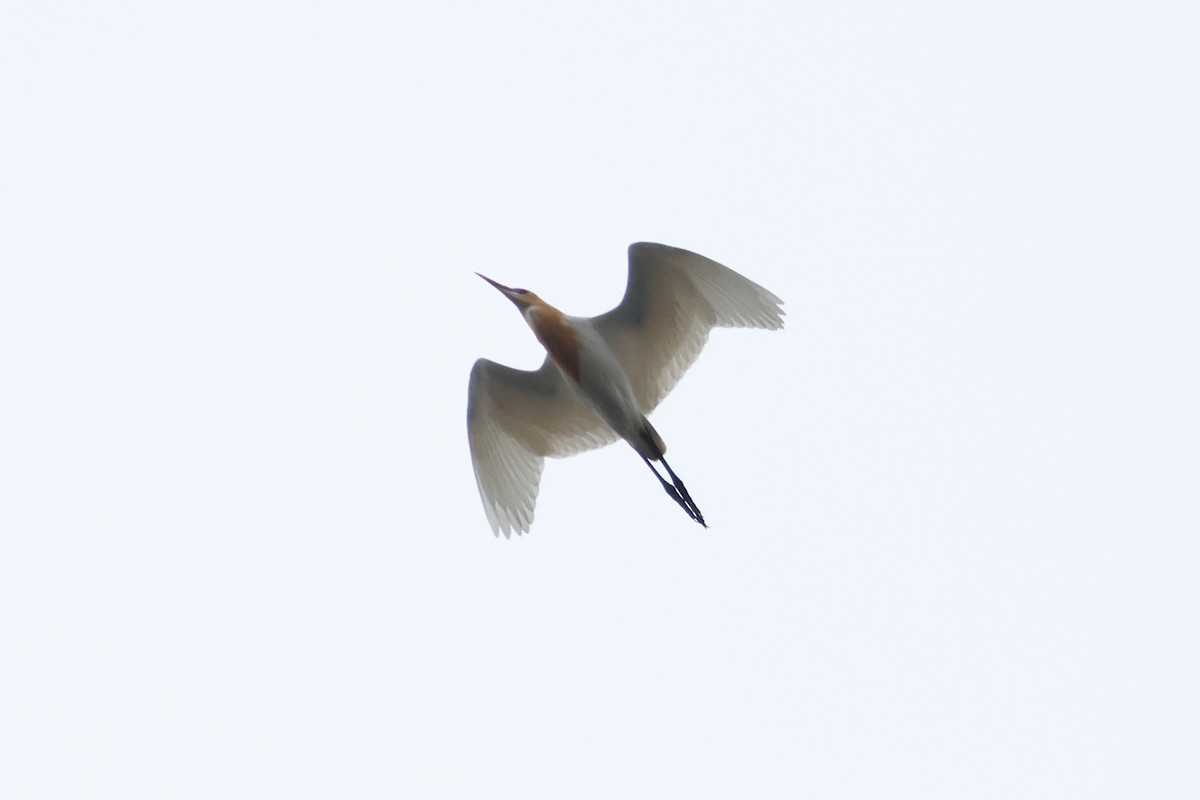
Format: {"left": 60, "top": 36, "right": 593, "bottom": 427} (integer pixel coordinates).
{"left": 3, "top": 1, "right": 1197, "bottom": 797}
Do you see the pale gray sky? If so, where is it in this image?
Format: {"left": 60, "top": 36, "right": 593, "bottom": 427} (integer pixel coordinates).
{"left": 2, "top": 1, "right": 1197, "bottom": 797}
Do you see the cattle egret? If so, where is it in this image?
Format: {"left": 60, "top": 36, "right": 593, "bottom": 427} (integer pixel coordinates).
{"left": 467, "top": 242, "right": 784, "bottom": 537}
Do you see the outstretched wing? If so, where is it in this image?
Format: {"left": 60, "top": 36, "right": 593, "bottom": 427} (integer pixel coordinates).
{"left": 593, "top": 243, "right": 785, "bottom": 413}
{"left": 467, "top": 357, "right": 619, "bottom": 537}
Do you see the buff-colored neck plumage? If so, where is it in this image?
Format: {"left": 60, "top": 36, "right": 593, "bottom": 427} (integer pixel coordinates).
{"left": 525, "top": 299, "right": 581, "bottom": 383}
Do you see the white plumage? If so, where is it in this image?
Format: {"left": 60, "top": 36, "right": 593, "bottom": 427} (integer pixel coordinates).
{"left": 467, "top": 242, "right": 784, "bottom": 537}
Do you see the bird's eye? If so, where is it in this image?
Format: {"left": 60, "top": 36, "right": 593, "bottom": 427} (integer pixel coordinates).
{"left": 513, "top": 288, "right": 529, "bottom": 294}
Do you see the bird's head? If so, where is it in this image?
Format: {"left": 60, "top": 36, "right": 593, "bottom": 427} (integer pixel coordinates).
{"left": 476, "top": 273, "right": 540, "bottom": 310}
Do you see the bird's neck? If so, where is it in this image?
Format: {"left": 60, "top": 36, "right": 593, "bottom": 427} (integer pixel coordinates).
{"left": 526, "top": 302, "right": 581, "bottom": 383}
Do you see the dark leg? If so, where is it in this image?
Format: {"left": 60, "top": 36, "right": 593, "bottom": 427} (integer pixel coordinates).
{"left": 659, "top": 457, "right": 705, "bottom": 526}
{"left": 642, "top": 456, "right": 708, "bottom": 528}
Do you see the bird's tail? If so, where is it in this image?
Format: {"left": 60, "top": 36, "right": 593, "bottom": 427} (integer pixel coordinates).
{"left": 639, "top": 420, "right": 667, "bottom": 460}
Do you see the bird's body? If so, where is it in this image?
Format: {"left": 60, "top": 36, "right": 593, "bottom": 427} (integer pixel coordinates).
{"left": 468, "top": 242, "right": 784, "bottom": 537}
{"left": 527, "top": 306, "right": 657, "bottom": 458}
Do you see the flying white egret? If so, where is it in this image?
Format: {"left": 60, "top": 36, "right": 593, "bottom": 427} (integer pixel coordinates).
{"left": 467, "top": 242, "right": 784, "bottom": 537}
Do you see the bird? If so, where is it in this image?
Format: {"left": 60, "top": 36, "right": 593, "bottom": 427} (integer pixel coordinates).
{"left": 467, "top": 242, "right": 784, "bottom": 537}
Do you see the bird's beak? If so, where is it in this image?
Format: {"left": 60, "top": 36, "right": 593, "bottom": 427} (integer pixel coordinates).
{"left": 476, "top": 273, "right": 513, "bottom": 294}
{"left": 476, "top": 273, "right": 528, "bottom": 308}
